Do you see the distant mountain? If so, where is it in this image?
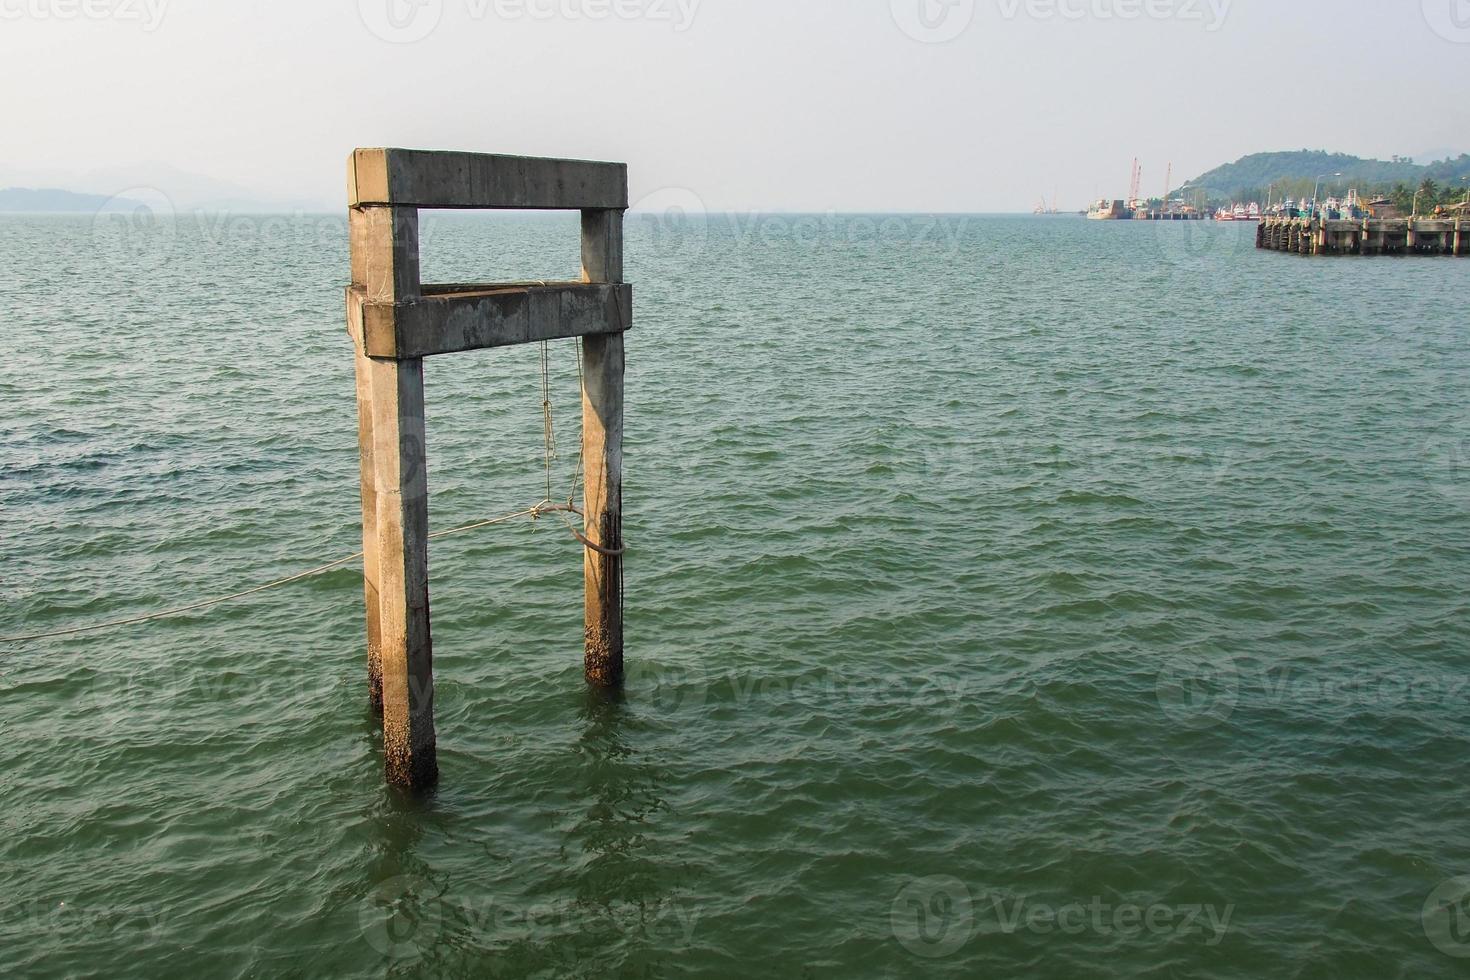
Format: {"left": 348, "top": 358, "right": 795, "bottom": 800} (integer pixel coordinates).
{"left": 0, "top": 187, "right": 143, "bottom": 212}
{"left": 1187, "top": 150, "right": 1470, "bottom": 200}
{"left": 0, "top": 161, "right": 329, "bottom": 212}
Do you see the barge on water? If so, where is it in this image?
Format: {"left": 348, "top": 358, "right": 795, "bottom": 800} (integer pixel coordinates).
{"left": 1257, "top": 215, "right": 1467, "bottom": 257}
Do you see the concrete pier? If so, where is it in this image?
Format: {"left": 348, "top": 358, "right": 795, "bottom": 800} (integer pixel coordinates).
{"left": 346, "top": 148, "right": 631, "bottom": 790}
{"left": 1257, "top": 216, "right": 1466, "bottom": 257}
{"left": 1133, "top": 210, "right": 1206, "bottom": 221}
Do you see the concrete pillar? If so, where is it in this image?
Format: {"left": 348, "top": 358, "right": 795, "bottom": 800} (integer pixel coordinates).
{"left": 580, "top": 208, "right": 626, "bottom": 687}
{"left": 352, "top": 344, "right": 383, "bottom": 713}
{"left": 349, "top": 203, "right": 437, "bottom": 789}
{"left": 350, "top": 204, "right": 420, "bottom": 714}
{"left": 370, "top": 354, "right": 437, "bottom": 789}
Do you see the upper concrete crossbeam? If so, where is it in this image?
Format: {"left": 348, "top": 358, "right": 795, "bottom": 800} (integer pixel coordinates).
{"left": 349, "top": 148, "right": 628, "bottom": 211}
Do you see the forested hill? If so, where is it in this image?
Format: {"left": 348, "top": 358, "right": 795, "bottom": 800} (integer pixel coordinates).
{"left": 1187, "top": 151, "right": 1470, "bottom": 199}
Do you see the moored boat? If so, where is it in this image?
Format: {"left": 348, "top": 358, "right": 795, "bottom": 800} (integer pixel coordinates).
{"left": 1087, "top": 199, "right": 1133, "bottom": 220}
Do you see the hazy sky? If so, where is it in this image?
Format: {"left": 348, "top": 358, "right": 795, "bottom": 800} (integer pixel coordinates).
{"left": 3, "top": 0, "right": 1467, "bottom": 211}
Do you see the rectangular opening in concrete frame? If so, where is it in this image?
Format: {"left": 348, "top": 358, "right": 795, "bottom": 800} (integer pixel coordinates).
{"left": 416, "top": 209, "right": 583, "bottom": 286}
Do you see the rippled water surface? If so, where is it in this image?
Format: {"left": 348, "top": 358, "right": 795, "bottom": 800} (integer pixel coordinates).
{"left": 3, "top": 212, "right": 1470, "bottom": 977}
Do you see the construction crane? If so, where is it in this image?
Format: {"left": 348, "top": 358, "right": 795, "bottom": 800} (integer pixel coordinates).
{"left": 1128, "top": 158, "right": 1142, "bottom": 209}
{"left": 1162, "top": 162, "right": 1172, "bottom": 213}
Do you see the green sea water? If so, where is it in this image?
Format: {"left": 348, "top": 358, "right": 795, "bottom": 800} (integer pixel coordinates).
{"left": 3, "top": 211, "right": 1469, "bottom": 977}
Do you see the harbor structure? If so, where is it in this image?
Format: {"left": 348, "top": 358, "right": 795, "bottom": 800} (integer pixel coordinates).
{"left": 346, "top": 148, "right": 631, "bottom": 789}
{"left": 1256, "top": 214, "right": 1465, "bottom": 256}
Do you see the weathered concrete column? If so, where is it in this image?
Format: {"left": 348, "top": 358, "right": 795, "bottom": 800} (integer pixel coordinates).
{"left": 369, "top": 354, "right": 437, "bottom": 789}
{"left": 349, "top": 204, "right": 419, "bottom": 715}
{"left": 580, "top": 208, "right": 626, "bottom": 687}
{"left": 349, "top": 201, "right": 437, "bottom": 788}
{"left": 352, "top": 345, "right": 382, "bottom": 712}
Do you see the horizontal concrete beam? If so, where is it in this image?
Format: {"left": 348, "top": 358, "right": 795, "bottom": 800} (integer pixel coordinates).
{"left": 349, "top": 148, "right": 628, "bottom": 210}
{"left": 349, "top": 282, "right": 631, "bottom": 359}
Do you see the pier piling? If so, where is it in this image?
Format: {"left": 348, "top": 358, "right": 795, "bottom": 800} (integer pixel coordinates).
{"left": 579, "top": 208, "right": 626, "bottom": 687}
{"left": 1257, "top": 215, "right": 1467, "bottom": 257}
{"left": 346, "top": 148, "right": 631, "bottom": 789}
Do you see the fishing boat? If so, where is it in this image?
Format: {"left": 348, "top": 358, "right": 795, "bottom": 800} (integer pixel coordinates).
{"left": 1214, "top": 203, "right": 1260, "bottom": 222}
